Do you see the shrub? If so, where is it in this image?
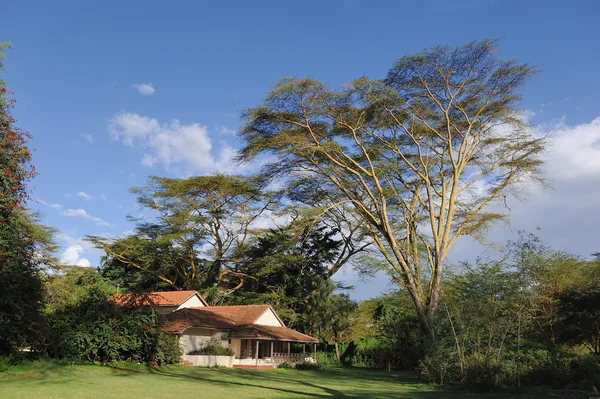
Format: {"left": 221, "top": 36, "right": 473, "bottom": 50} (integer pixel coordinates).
{"left": 419, "top": 348, "right": 462, "bottom": 385}
{"left": 570, "top": 354, "right": 600, "bottom": 390}
{"left": 187, "top": 338, "right": 234, "bottom": 356}
{"left": 277, "top": 362, "right": 292, "bottom": 369}
{"left": 295, "top": 361, "right": 323, "bottom": 370}
{"left": 316, "top": 351, "right": 339, "bottom": 366}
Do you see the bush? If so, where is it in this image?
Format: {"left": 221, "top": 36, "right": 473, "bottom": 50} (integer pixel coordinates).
{"left": 419, "top": 343, "right": 600, "bottom": 391}
{"left": 316, "top": 351, "right": 340, "bottom": 366}
{"left": 570, "top": 354, "right": 600, "bottom": 390}
{"left": 295, "top": 361, "right": 323, "bottom": 370}
{"left": 186, "top": 338, "right": 234, "bottom": 356}
{"left": 40, "top": 287, "right": 181, "bottom": 365}
{"left": 277, "top": 362, "right": 292, "bottom": 369}
{"left": 419, "top": 348, "right": 462, "bottom": 385}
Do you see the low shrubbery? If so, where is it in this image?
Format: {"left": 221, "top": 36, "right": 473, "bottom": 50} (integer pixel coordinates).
{"left": 420, "top": 344, "right": 600, "bottom": 390}
{"left": 277, "top": 362, "right": 292, "bottom": 369}
{"left": 295, "top": 361, "right": 323, "bottom": 370}
{"left": 187, "top": 338, "right": 234, "bottom": 356}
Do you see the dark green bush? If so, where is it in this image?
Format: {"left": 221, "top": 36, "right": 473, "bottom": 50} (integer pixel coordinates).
{"left": 420, "top": 344, "right": 599, "bottom": 390}
{"left": 569, "top": 355, "right": 600, "bottom": 390}
{"left": 277, "top": 361, "right": 292, "bottom": 369}
{"left": 419, "top": 347, "right": 462, "bottom": 385}
{"left": 295, "top": 361, "right": 324, "bottom": 370}
{"left": 40, "top": 287, "right": 181, "bottom": 365}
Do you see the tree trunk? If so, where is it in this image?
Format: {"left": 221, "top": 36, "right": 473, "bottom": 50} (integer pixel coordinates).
{"left": 417, "top": 311, "right": 437, "bottom": 354}
{"left": 335, "top": 342, "right": 340, "bottom": 362}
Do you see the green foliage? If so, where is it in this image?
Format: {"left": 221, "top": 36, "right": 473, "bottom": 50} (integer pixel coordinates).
{"left": 44, "top": 266, "right": 115, "bottom": 312}
{"left": 316, "top": 348, "right": 345, "bottom": 366}
{"left": 0, "top": 45, "right": 56, "bottom": 355}
{"left": 187, "top": 338, "right": 234, "bottom": 356}
{"left": 557, "top": 285, "right": 600, "bottom": 354}
{"left": 41, "top": 287, "right": 181, "bottom": 365}
{"left": 0, "top": 213, "right": 56, "bottom": 355}
{"left": 277, "top": 361, "right": 292, "bottom": 369}
{"left": 227, "top": 224, "right": 347, "bottom": 332}
{"left": 294, "top": 361, "right": 323, "bottom": 370}
{"left": 341, "top": 291, "right": 423, "bottom": 370}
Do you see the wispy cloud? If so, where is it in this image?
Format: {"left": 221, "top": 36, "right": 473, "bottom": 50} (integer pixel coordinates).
{"left": 60, "top": 208, "right": 112, "bottom": 227}
{"left": 108, "top": 112, "right": 241, "bottom": 175}
{"left": 132, "top": 83, "right": 155, "bottom": 96}
{"left": 77, "top": 191, "right": 92, "bottom": 201}
{"left": 81, "top": 133, "right": 94, "bottom": 143}
{"left": 48, "top": 203, "right": 112, "bottom": 227}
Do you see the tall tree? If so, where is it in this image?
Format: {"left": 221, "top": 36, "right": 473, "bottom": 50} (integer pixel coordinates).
{"left": 91, "top": 174, "right": 276, "bottom": 295}
{"left": 0, "top": 43, "right": 56, "bottom": 354}
{"left": 238, "top": 40, "right": 545, "bottom": 347}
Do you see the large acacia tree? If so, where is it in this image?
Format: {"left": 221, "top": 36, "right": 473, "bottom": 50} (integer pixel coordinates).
{"left": 238, "top": 40, "right": 546, "bottom": 346}
{"left": 90, "top": 175, "right": 277, "bottom": 296}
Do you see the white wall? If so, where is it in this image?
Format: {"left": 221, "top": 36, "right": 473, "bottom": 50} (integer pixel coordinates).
{"left": 254, "top": 308, "right": 283, "bottom": 327}
{"left": 179, "top": 328, "right": 227, "bottom": 355}
{"left": 178, "top": 294, "right": 205, "bottom": 309}
{"left": 229, "top": 338, "right": 241, "bottom": 358}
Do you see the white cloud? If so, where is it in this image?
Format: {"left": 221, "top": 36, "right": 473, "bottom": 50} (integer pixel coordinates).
{"left": 50, "top": 203, "right": 112, "bottom": 227}
{"left": 109, "top": 112, "right": 242, "bottom": 174}
{"left": 132, "top": 83, "right": 155, "bottom": 96}
{"left": 77, "top": 191, "right": 92, "bottom": 201}
{"left": 59, "top": 245, "right": 91, "bottom": 267}
{"left": 218, "top": 126, "right": 237, "bottom": 135}
{"left": 447, "top": 115, "right": 600, "bottom": 265}
{"left": 543, "top": 117, "right": 600, "bottom": 179}
{"left": 61, "top": 208, "right": 112, "bottom": 227}
{"left": 81, "top": 133, "right": 94, "bottom": 143}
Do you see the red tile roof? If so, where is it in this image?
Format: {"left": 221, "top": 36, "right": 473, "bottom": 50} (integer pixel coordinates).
{"left": 111, "top": 290, "right": 205, "bottom": 307}
{"left": 230, "top": 324, "right": 319, "bottom": 343}
{"left": 162, "top": 306, "right": 318, "bottom": 343}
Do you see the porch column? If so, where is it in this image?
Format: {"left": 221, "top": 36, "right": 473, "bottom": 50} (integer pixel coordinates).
{"left": 270, "top": 341, "right": 274, "bottom": 358}
{"left": 255, "top": 340, "right": 260, "bottom": 368}
{"left": 287, "top": 342, "right": 290, "bottom": 354}
{"left": 313, "top": 343, "right": 317, "bottom": 364}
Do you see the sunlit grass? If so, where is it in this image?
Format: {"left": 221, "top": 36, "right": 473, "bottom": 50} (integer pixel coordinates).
{"left": 0, "top": 361, "right": 589, "bottom": 399}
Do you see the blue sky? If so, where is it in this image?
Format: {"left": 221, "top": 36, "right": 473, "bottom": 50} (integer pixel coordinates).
{"left": 2, "top": 0, "right": 600, "bottom": 299}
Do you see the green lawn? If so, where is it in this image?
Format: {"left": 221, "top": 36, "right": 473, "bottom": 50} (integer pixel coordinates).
{"left": 0, "top": 362, "right": 589, "bottom": 399}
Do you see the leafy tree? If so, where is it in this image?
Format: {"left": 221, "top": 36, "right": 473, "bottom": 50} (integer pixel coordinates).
{"left": 304, "top": 279, "right": 357, "bottom": 361}
{"left": 343, "top": 291, "right": 422, "bottom": 370}
{"left": 44, "top": 265, "right": 115, "bottom": 312}
{"left": 0, "top": 43, "right": 56, "bottom": 355}
{"left": 238, "top": 40, "right": 545, "bottom": 347}
{"left": 91, "top": 175, "right": 276, "bottom": 296}
{"left": 509, "top": 233, "right": 588, "bottom": 346}
{"left": 226, "top": 224, "right": 344, "bottom": 328}
{"left": 557, "top": 285, "right": 600, "bottom": 355}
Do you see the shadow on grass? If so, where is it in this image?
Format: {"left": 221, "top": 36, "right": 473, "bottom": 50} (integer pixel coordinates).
{"left": 104, "top": 364, "right": 468, "bottom": 399}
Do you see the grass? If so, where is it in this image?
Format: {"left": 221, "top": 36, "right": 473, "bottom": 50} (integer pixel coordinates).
{"left": 0, "top": 361, "right": 591, "bottom": 399}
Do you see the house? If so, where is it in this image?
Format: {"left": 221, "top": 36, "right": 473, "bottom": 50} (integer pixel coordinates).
{"left": 112, "top": 291, "right": 318, "bottom": 369}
